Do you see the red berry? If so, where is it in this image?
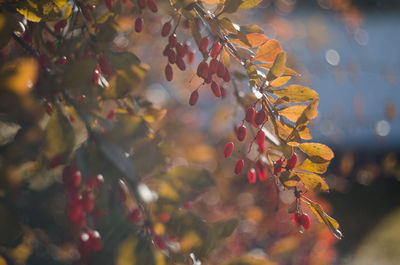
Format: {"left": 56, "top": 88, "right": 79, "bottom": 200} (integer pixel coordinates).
{"left": 67, "top": 200, "right": 82, "bottom": 222}
{"left": 46, "top": 41, "right": 55, "bottom": 54}
{"left": 105, "top": 0, "right": 114, "bottom": 10}
{"left": 78, "top": 232, "right": 91, "bottom": 257}
{"left": 210, "top": 41, "right": 221, "bottom": 58}
{"left": 168, "top": 34, "right": 177, "bottom": 47}
{"left": 54, "top": 19, "right": 67, "bottom": 34}
{"left": 159, "top": 212, "right": 170, "bottom": 223}
{"left": 234, "top": 159, "right": 244, "bottom": 175}
{"left": 147, "top": 0, "right": 158, "bottom": 12}
{"left": 129, "top": 208, "right": 142, "bottom": 224}
{"left": 209, "top": 58, "right": 218, "bottom": 74}
{"left": 274, "top": 158, "right": 284, "bottom": 175}
{"left": 75, "top": 212, "right": 86, "bottom": 228}
{"left": 204, "top": 73, "right": 212, "bottom": 84}
{"left": 220, "top": 85, "right": 227, "bottom": 98}
{"left": 223, "top": 68, "right": 231, "bottom": 82}
{"left": 165, "top": 64, "right": 173, "bottom": 81}
{"left": 39, "top": 55, "right": 50, "bottom": 69}
{"left": 189, "top": 90, "right": 199, "bottom": 106}
{"left": 217, "top": 61, "right": 225, "bottom": 78}
{"left": 135, "top": 17, "right": 144, "bottom": 33}
{"left": 63, "top": 169, "right": 82, "bottom": 189}
{"left": 85, "top": 174, "right": 104, "bottom": 188}
{"left": 106, "top": 109, "right": 116, "bottom": 120}
{"left": 98, "top": 54, "right": 113, "bottom": 75}
{"left": 48, "top": 155, "right": 62, "bottom": 168}
{"left": 92, "top": 68, "right": 100, "bottom": 84}
{"left": 286, "top": 153, "right": 298, "bottom": 170}
{"left": 247, "top": 168, "right": 256, "bottom": 183}
{"left": 176, "top": 56, "right": 186, "bottom": 71}
{"left": 137, "top": 0, "right": 147, "bottom": 9}
{"left": 294, "top": 213, "right": 311, "bottom": 230}
{"left": 153, "top": 234, "right": 166, "bottom": 250}
{"left": 211, "top": 81, "right": 221, "bottom": 98}
{"left": 196, "top": 61, "right": 208, "bottom": 79}
{"left": 161, "top": 22, "right": 171, "bottom": 37}
{"left": 81, "top": 5, "right": 91, "bottom": 21}
{"left": 176, "top": 43, "right": 185, "bottom": 57}
{"left": 55, "top": 56, "right": 67, "bottom": 64}
{"left": 237, "top": 125, "right": 246, "bottom": 141}
{"left": 187, "top": 51, "right": 195, "bottom": 64}
{"left": 256, "top": 130, "right": 265, "bottom": 146}
{"left": 163, "top": 45, "right": 171, "bottom": 56}
{"left": 254, "top": 109, "right": 266, "bottom": 126}
{"left": 82, "top": 190, "right": 95, "bottom": 213}
{"left": 245, "top": 106, "right": 255, "bottom": 123}
{"left": 223, "top": 142, "right": 234, "bottom": 158}
{"left": 199, "top": 37, "right": 209, "bottom": 53}
{"left": 256, "top": 160, "right": 267, "bottom": 181}
{"left": 89, "top": 230, "right": 103, "bottom": 251}
{"left": 168, "top": 49, "right": 176, "bottom": 64}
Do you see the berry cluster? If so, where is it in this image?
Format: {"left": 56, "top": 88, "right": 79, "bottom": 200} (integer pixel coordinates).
{"left": 189, "top": 37, "right": 230, "bottom": 105}
{"left": 162, "top": 22, "right": 195, "bottom": 81}
{"left": 62, "top": 163, "right": 105, "bottom": 257}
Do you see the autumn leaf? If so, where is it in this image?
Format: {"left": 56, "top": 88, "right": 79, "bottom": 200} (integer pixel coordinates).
{"left": 297, "top": 159, "right": 330, "bottom": 174}
{"left": 272, "top": 85, "right": 318, "bottom": 103}
{"left": 252, "top": 39, "right": 282, "bottom": 62}
{"left": 295, "top": 172, "right": 329, "bottom": 192}
{"left": 299, "top": 142, "right": 334, "bottom": 162}
{"left": 279, "top": 105, "right": 308, "bottom": 123}
{"left": 267, "top": 52, "right": 286, "bottom": 80}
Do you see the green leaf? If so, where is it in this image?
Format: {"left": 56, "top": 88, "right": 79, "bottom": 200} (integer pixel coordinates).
{"left": 45, "top": 105, "right": 75, "bottom": 160}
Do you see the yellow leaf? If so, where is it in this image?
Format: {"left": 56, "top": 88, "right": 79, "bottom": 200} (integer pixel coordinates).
{"left": 201, "top": 0, "right": 223, "bottom": 3}
{"left": 299, "top": 143, "right": 334, "bottom": 161}
{"left": 252, "top": 39, "right": 282, "bottom": 62}
{"left": 239, "top": 0, "right": 263, "bottom": 9}
{"left": 219, "top": 17, "right": 238, "bottom": 34}
{"left": 273, "top": 85, "right": 318, "bottom": 103}
{"left": 230, "top": 33, "right": 268, "bottom": 48}
{"left": 267, "top": 52, "right": 286, "bottom": 80}
{"left": 298, "top": 126, "right": 312, "bottom": 140}
{"left": 297, "top": 159, "right": 330, "bottom": 174}
{"left": 270, "top": 75, "right": 291, "bottom": 87}
{"left": 295, "top": 172, "right": 329, "bottom": 192}
{"left": 258, "top": 63, "right": 298, "bottom": 76}
{"left": 220, "top": 47, "right": 230, "bottom": 67}
{"left": 295, "top": 99, "right": 319, "bottom": 126}
{"left": 302, "top": 197, "right": 343, "bottom": 239}
{"left": 279, "top": 105, "right": 307, "bottom": 123}
{"left": 1, "top": 58, "right": 38, "bottom": 96}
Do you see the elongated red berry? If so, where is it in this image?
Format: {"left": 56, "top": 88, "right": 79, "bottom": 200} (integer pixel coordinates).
{"left": 247, "top": 168, "right": 256, "bottom": 183}
{"left": 92, "top": 68, "right": 100, "bottom": 84}
{"left": 79, "top": 232, "right": 91, "bottom": 257}
{"left": 217, "top": 61, "right": 225, "bottom": 78}
{"left": 99, "top": 54, "right": 113, "bottom": 75}
{"left": 189, "top": 90, "right": 199, "bottom": 106}
{"left": 135, "top": 17, "right": 143, "bottom": 32}
{"left": 55, "top": 56, "right": 67, "bottom": 64}
{"left": 105, "top": 0, "right": 114, "bottom": 10}
{"left": 147, "top": 0, "right": 158, "bottom": 12}
{"left": 210, "top": 41, "right": 221, "bottom": 58}
{"left": 274, "top": 158, "right": 284, "bottom": 175}
{"left": 86, "top": 174, "right": 104, "bottom": 188}
{"left": 168, "top": 34, "right": 177, "bottom": 47}
{"left": 89, "top": 230, "right": 103, "bottom": 251}
{"left": 204, "top": 73, "right": 212, "bottom": 84}
{"left": 294, "top": 213, "right": 310, "bottom": 230}
{"left": 163, "top": 45, "right": 171, "bottom": 56}
{"left": 81, "top": 4, "right": 91, "bottom": 21}
{"left": 286, "top": 153, "right": 298, "bottom": 170}
{"left": 234, "top": 159, "right": 244, "bottom": 175}
{"left": 67, "top": 200, "right": 82, "bottom": 222}
{"left": 161, "top": 21, "right": 171, "bottom": 37}
{"left": 129, "top": 208, "right": 142, "bottom": 224}
{"left": 209, "top": 58, "right": 218, "bottom": 74}
{"left": 211, "top": 81, "right": 221, "bottom": 97}
{"left": 256, "top": 130, "right": 265, "bottom": 146}
{"left": 63, "top": 170, "right": 82, "bottom": 189}
{"left": 54, "top": 19, "right": 67, "bottom": 34}
{"left": 168, "top": 49, "right": 176, "bottom": 64}
{"left": 137, "top": 0, "right": 147, "bottom": 9}
{"left": 254, "top": 109, "right": 266, "bottom": 125}
{"left": 107, "top": 109, "right": 116, "bottom": 120}
{"left": 223, "top": 142, "right": 234, "bottom": 158}
{"left": 82, "top": 190, "right": 95, "bottom": 213}
{"left": 196, "top": 61, "right": 208, "bottom": 79}
{"left": 153, "top": 234, "right": 166, "bottom": 250}
{"left": 176, "top": 43, "right": 185, "bottom": 57}
{"left": 256, "top": 160, "right": 267, "bottom": 181}
{"left": 223, "top": 68, "right": 231, "bottom": 82}
{"left": 176, "top": 57, "right": 186, "bottom": 71}
{"left": 165, "top": 64, "right": 173, "bottom": 81}
{"left": 245, "top": 106, "right": 255, "bottom": 123}
{"left": 237, "top": 125, "right": 246, "bottom": 141}
{"left": 199, "top": 37, "right": 209, "bottom": 53}
{"left": 187, "top": 51, "right": 195, "bottom": 64}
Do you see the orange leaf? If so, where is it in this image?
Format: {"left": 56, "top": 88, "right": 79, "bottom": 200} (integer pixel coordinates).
{"left": 252, "top": 39, "right": 282, "bottom": 62}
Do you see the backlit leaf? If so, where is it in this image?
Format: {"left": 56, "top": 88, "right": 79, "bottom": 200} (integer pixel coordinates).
{"left": 295, "top": 99, "right": 319, "bottom": 126}
{"left": 1, "top": 58, "right": 38, "bottom": 96}
{"left": 267, "top": 52, "right": 286, "bottom": 80}
{"left": 239, "top": 0, "right": 263, "bottom": 9}
{"left": 230, "top": 33, "right": 268, "bottom": 48}
{"left": 252, "top": 39, "right": 282, "bottom": 62}
{"left": 279, "top": 105, "right": 307, "bottom": 123}
{"left": 299, "top": 142, "right": 334, "bottom": 161}
{"left": 295, "top": 172, "right": 329, "bottom": 192}
{"left": 219, "top": 17, "right": 238, "bottom": 34}
{"left": 270, "top": 75, "right": 291, "bottom": 87}
{"left": 297, "top": 159, "right": 330, "bottom": 174}
{"left": 272, "top": 85, "right": 318, "bottom": 103}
